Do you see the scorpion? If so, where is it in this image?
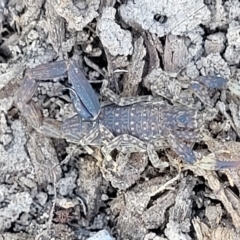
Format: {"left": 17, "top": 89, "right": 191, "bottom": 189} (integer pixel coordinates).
{"left": 15, "top": 59, "right": 240, "bottom": 170}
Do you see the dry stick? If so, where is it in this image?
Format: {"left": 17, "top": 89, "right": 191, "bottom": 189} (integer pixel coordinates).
{"left": 35, "top": 167, "right": 58, "bottom": 240}
{"left": 168, "top": 5, "right": 205, "bottom": 34}
{"left": 47, "top": 167, "right": 57, "bottom": 235}
{"left": 150, "top": 172, "right": 181, "bottom": 197}
{"left": 51, "top": 148, "right": 89, "bottom": 217}
{"left": 149, "top": 153, "right": 183, "bottom": 197}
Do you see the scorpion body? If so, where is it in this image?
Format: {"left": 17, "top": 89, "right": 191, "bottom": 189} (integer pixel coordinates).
{"left": 16, "top": 60, "right": 240, "bottom": 170}
{"left": 61, "top": 102, "right": 200, "bottom": 145}
{"left": 98, "top": 103, "right": 198, "bottom": 141}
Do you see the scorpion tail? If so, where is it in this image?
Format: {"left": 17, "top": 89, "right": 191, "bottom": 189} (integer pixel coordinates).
{"left": 197, "top": 153, "right": 240, "bottom": 170}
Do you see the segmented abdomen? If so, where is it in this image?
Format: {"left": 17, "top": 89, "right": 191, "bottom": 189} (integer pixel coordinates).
{"left": 99, "top": 102, "right": 198, "bottom": 141}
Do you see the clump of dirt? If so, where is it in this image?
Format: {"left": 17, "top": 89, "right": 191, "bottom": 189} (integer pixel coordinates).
{"left": 1, "top": 0, "right": 240, "bottom": 239}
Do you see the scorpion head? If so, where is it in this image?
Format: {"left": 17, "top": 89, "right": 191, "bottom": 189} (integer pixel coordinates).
{"left": 61, "top": 114, "right": 95, "bottom": 143}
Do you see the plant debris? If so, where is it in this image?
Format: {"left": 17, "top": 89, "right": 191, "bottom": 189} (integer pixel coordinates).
{"left": 1, "top": 0, "right": 240, "bottom": 239}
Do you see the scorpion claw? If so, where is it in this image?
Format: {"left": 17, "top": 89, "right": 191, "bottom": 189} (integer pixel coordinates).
{"left": 39, "top": 118, "right": 63, "bottom": 139}
{"left": 21, "top": 102, "right": 43, "bottom": 129}
{"left": 68, "top": 60, "right": 100, "bottom": 120}
{"left": 26, "top": 60, "right": 68, "bottom": 80}
{"left": 16, "top": 75, "right": 38, "bottom": 106}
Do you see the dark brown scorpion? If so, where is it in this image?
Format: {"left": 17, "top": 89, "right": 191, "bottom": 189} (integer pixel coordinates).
{"left": 15, "top": 60, "right": 240, "bottom": 170}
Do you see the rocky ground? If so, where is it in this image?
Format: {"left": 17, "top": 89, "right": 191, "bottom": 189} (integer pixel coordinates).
{"left": 1, "top": 0, "right": 240, "bottom": 239}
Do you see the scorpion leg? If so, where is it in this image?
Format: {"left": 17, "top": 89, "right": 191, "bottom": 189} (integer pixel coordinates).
{"left": 79, "top": 126, "right": 100, "bottom": 146}
{"left": 167, "top": 134, "right": 197, "bottom": 165}
{"left": 77, "top": 125, "right": 104, "bottom": 160}
{"left": 79, "top": 126, "right": 99, "bottom": 155}
{"left": 198, "top": 153, "right": 240, "bottom": 170}
{"left": 196, "top": 76, "right": 228, "bottom": 89}
{"left": 166, "top": 134, "right": 239, "bottom": 170}
{"left": 100, "top": 133, "right": 163, "bottom": 168}
{"left": 149, "top": 75, "right": 227, "bottom": 106}
{"left": 98, "top": 124, "right": 115, "bottom": 144}
{"left": 146, "top": 143, "right": 166, "bottom": 168}
{"left": 173, "top": 130, "right": 203, "bottom": 142}
{"left": 190, "top": 76, "right": 228, "bottom": 107}
{"left": 189, "top": 81, "right": 212, "bottom": 106}
{"left": 100, "top": 130, "right": 235, "bottom": 169}
{"left": 164, "top": 133, "right": 240, "bottom": 170}
{"left": 101, "top": 80, "right": 155, "bottom": 106}
{"left": 101, "top": 134, "right": 148, "bottom": 160}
